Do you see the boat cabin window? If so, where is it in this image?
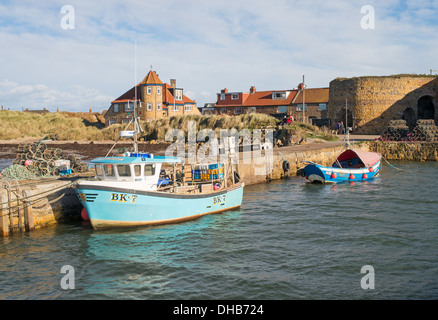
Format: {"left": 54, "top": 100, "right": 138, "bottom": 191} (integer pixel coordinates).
{"left": 104, "top": 164, "right": 115, "bottom": 177}
{"left": 134, "top": 165, "right": 141, "bottom": 177}
{"left": 144, "top": 164, "right": 156, "bottom": 176}
{"left": 117, "top": 165, "right": 131, "bottom": 177}
{"left": 95, "top": 164, "right": 104, "bottom": 177}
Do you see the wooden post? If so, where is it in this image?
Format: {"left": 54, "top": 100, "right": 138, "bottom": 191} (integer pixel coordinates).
{"left": 22, "top": 190, "right": 34, "bottom": 232}
{"left": 0, "top": 191, "right": 9, "bottom": 237}
{"left": 16, "top": 188, "right": 24, "bottom": 232}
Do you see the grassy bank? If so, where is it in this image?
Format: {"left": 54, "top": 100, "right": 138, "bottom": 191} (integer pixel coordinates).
{"left": 0, "top": 110, "right": 337, "bottom": 143}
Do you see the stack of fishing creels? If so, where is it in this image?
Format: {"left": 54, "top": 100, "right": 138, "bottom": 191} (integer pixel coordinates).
{"left": 408, "top": 119, "right": 438, "bottom": 142}
{"left": 380, "top": 120, "right": 410, "bottom": 141}
{"left": 12, "top": 141, "right": 88, "bottom": 177}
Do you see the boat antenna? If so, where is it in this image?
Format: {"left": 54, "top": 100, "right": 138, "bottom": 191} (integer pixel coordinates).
{"left": 345, "top": 98, "right": 350, "bottom": 146}
{"left": 133, "top": 40, "right": 139, "bottom": 154}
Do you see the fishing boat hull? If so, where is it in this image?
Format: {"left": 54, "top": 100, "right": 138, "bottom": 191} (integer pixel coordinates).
{"left": 303, "top": 148, "right": 382, "bottom": 184}
{"left": 303, "top": 161, "right": 380, "bottom": 184}
{"left": 75, "top": 183, "right": 244, "bottom": 229}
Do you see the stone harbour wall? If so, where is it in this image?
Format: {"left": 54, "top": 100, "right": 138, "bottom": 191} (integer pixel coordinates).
{"left": 328, "top": 75, "right": 438, "bottom": 135}
{"left": 368, "top": 141, "right": 438, "bottom": 161}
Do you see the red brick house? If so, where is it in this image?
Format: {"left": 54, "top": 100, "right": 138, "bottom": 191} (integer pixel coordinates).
{"left": 214, "top": 86, "right": 329, "bottom": 123}
{"left": 104, "top": 70, "right": 199, "bottom": 126}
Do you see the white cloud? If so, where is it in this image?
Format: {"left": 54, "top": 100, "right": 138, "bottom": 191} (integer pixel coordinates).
{"left": 0, "top": 0, "right": 437, "bottom": 112}
{"left": 0, "top": 79, "right": 113, "bottom": 112}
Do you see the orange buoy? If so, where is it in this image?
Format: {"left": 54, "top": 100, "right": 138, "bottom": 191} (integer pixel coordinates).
{"left": 349, "top": 174, "right": 355, "bottom": 180}
{"left": 362, "top": 174, "right": 367, "bottom": 179}
{"left": 331, "top": 173, "right": 337, "bottom": 179}
{"left": 81, "top": 208, "right": 89, "bottom": 221}
{"left": 368, "top": 167, "right": 373, "bottom": 172}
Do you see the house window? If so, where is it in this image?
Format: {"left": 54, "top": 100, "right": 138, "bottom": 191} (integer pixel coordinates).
{"left": 174, "top": 89, "right": 183, "bottom": 100}
{"left": 122, "top": 119, "right": 130, "bottom": 124}
{"left": 157, "top": 86, "right": 161, "bottom": 95}
{"left": 277, "top": 106, "right": 287, "bottom": 113}
{"left": 185, "top": 104, "right": 192, "bottom": 111}
{"left": 125, "top": 102, "right": 134, "bottom": 112}
{"left": 173, "top": 104, "right": 179, "bottom": 111}
{"left": 113, "top": 104, "right": 119, "bottom": 112}
{"left": 273, "top": 92, "right": 287, "bottom": 100}
{"left": 109, "top": 119, "right": 116, "bottom": 125}
{"left": 220, "top": 94, "right": 225, "bottom": 100}
{"left": 297, "top": 104, "right": 307, "bottom": 111}
{"left": 231, "top": 93, "right": 239, "bottom": 100}
{"left": 221, "top": 108, "right": 227, "bottom": 114}
{"left": 147, "top": 86, "right": 152, "bottom": 95}
{"left": 250, "top": 107, "right": 256, "bottom": 113}
{"left": 147, "top": 102, "right": 153, "bottom": 111}
{"left": 318, "top": 103, "right": 327, "bottom": 111}
{"left": 234, "top": 107, "right": 241, "bottom": 115}
{"left": 157, "top": 102, "right": 161, "bottom": 111}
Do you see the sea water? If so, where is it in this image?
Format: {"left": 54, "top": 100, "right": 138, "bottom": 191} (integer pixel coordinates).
{"left": 0, "top": 160, "right": 437, "bottom": 299}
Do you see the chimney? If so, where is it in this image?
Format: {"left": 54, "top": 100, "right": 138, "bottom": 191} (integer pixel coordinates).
{"left": 221, "top": 88, "right": 228, "bottom": 93}
{"left": 250, "top": 86, "right": 256, "bottom": 94}
{"left": 170, "top": 79, "right": 176, "bottom": 88}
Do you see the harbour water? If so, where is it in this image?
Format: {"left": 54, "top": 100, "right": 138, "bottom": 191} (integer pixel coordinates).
{"left": 0, "top": 160, "right": 437, "bottom": 299}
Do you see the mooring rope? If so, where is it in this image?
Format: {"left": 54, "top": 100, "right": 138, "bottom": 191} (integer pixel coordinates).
{"left": 382, "top": 156, "right": 404, "bottom": 171}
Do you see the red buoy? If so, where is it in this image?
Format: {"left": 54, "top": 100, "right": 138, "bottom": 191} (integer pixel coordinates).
{"left": 24, "top": 159, "right": 34, "bottom": 167}
{"left": 368, "top": 167, "right": 373, "bottom": 172}
{"left": 362, "top": 174, "right": 367, "bottom": 179}
{"left": 331, "top": 173, "right": 337, "bottom": 179}
{"left": 81, "top": 208, "right": 89, "bottom": 221}
{"left": 349, "top": 174, "right": 355, "bottom": 180}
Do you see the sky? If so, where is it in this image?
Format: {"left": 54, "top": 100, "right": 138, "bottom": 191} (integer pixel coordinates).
{"left": 0, "top": 0, "right": 437, "bottom": 112}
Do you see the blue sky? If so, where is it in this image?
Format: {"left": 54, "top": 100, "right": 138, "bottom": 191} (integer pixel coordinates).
{"left": 0, "top": 0, "right": 437, "bottom": 112}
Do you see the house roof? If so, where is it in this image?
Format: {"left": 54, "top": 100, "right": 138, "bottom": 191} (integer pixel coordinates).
{"left": 216, "top": 88, "right": 329, "bottom": 107}
{"left": 139, "top": 70, "right": 163, "bottom": 85}
{"left": 111, "top": 76, "right": 196, "bottom": 105}
{"left": 162, "top": 83, "right": 196, "bottom": 105}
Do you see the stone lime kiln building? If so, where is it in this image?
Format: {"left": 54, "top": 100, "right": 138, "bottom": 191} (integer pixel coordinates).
{"left": 328, "top": 75, "right": 438, "bottom": 134}
{"left": 104, "top": 70, "right": 200, "bottom": 126}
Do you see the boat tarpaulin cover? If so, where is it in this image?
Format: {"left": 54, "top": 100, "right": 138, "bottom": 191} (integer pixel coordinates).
{"left": 336, "top": 149, "right": 381, "bottom": 167}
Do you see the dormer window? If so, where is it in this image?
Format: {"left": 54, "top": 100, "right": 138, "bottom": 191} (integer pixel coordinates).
{"left": 272, "top": 91, "right": 288, "bottom": 100}
{"left": 175, "top": 89, "right": 183, "bottom": 100}
{"left": 231, "top": 93, "right": 239, "bottom": 100}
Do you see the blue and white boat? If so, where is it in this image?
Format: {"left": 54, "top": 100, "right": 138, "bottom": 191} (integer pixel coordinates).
{"left": 75, "top": 153, "right": 244, "bottom": 229}
{"left": 74, "top": 82, "right": 243, "bottom": 229}
{"left": 303, "top": 148, "right": 381, "bottom": 184}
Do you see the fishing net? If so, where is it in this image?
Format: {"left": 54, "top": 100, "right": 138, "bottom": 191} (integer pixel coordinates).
{"left": 379, "top": 119, "right": 438, "bottom": 142}
{"left": 1, "top": 141, "right": 90, "bottom": 180}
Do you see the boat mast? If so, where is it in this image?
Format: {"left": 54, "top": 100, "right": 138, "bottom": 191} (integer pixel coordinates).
{"left": 345, "top": 98, "right": 350, "bottom": 145}
{"left": 134, "top": 40, "right": 138, "bottom": 153}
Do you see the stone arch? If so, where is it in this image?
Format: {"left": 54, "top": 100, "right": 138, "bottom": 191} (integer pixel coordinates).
{"left": 417, "top": 95, "right": 435, "bottom": 120}
{"left": 335, "top": 107, "right": 354, "bottom": 128}
{"left": 402, "top": 107, "right": 416, "bottom": 128}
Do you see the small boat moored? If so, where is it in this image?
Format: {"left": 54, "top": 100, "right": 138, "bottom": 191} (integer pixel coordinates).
{"left": 303, "top": 148, "right": 381, "bottom": 184}
{"left": 75, "top": 153, "right": 244, "bottom": 229}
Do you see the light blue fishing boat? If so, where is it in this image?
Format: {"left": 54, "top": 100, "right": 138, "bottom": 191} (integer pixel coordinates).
{"left": 75, "top": 81, "right": 243, "bottom": 229}
{"left": 75, "top": 153, "right": 244, "bottom": 229}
